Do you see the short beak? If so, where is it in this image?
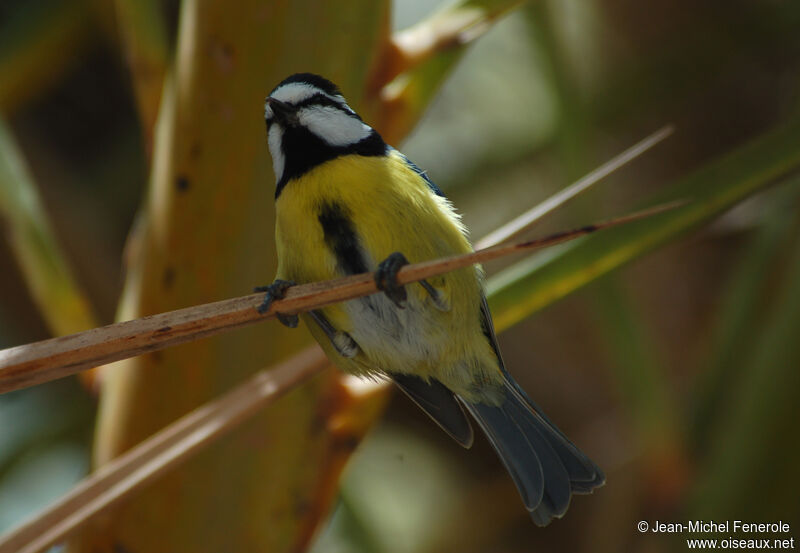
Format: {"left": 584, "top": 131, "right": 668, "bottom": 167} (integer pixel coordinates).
{"left": 266, "top": 97, "right": 297, "bottom": 125}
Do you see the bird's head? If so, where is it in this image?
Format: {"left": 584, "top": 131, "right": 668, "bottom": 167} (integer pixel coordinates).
{"left": 264, "top": 73, "right": 386, "bottom": 195}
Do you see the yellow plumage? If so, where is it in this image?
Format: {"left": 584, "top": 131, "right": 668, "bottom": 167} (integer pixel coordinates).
{"left": 262, "top": 73, "right": 604, "bottom": 525}
{"left": 274, "top": 150, "right": 501, "bottom": 401}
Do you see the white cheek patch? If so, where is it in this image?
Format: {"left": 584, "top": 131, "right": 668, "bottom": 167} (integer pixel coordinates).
{"left": 298, "top": 106, "right": 372, "bottom": 147}
{"left": 268, "top": 125, "right": 285, "bottom": 181}
{"left": 271, "top": 82, "right": 346, "bottom": 107}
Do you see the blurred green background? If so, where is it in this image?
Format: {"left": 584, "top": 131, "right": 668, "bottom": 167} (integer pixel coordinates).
{"left": 1, "top": 0, "right": 799, "bottom": 552}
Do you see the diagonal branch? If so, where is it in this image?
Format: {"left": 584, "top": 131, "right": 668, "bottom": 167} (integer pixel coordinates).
{"left": 0, "top": 347, "right": 330, "bottom": 553}
{"left": 475, "top": 126, "right": 674, "bottom": 248}
{"left": 0, "top": 203, "right": 683, "bottom": 553}
{"left": 0, "top": 201, "right": 684, "bottom": 395}
{"left": 0, "top": 126, "right": 678, "bottom": 551}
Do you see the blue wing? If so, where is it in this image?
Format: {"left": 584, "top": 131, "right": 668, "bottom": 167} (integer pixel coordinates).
{"left": 391, "top": 147, "right": 446, "bottom": 198}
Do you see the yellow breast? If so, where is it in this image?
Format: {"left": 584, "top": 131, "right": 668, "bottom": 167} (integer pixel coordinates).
{"left": 272, "top": 150, "right": 500, "bottom": 396}
{"left": 275, "top": 150, "right": 470, "bottom": 277}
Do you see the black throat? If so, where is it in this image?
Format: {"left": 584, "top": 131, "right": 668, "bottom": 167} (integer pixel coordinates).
{"left": 274, "top": 126, "right": 387, "bottom": 199}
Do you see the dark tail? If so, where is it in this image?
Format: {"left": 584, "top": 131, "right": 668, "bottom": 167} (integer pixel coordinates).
{"left": 462, "top": 375, "right": 605, "bottom": 526}
{"left": 392, "top": 373, "right": 474, "bottom": 448}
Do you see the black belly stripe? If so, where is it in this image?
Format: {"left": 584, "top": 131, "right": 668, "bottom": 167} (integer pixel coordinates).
{"left": 318, "top": 202, "right": 368, "bottom": 275}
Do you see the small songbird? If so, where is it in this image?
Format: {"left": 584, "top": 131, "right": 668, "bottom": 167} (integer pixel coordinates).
{"left": 257, "top": 73, "right": 604, "bottom": 525}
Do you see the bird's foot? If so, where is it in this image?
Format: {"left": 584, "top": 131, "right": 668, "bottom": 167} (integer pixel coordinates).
{"left": 375, "top": 252, "right": 449, "bottom": 311}
{"left": 419, "top": 280, "right": 450, "bottom": 312}
{"left": 375, "top": 252, "right": 409, "bottom": 308}
{"left": 254, "top": 279, "right": 298, "bottom": 327}
{"left": 309, "top": 310, "right": 361, "bottom": 358}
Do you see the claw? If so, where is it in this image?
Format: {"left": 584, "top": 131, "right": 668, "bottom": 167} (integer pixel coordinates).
{"left": 375, "top": 252, "right": 409, "bottom": 308}
{"left": 275, "top": 312, "right": 299, "bottom": 328}
{"left": 309, "top": 310, "right": 360, "bottom": 357}
{"left": 419, "top": 280, "right": 450, "bottom": 312}
{"left": 332, "top": 331, "right": 359, "bottom": 358}
{"left": 255, "top": 279, "right": 298, "bottom": 327}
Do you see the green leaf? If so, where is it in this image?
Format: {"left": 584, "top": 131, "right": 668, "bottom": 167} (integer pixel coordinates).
{"left": 690, "top": 201, "right": 800, "bottom": 520}
{"left": 370, "top": 0, "right": 526, "bottom": 143}
{"left": 113, "top": 0, "right": 170, "bottom": 152}
{"left": 486, "top": 116, "right": 800, "bottom": 332}
{"left": 588, "top": 276, "right": 674, "bottom": 445}
{"left": 690, "top": 177, "right": 800, "bottom": 454}
{"left": 0, "top": 118, "right": 97, "bottom": 336}
{"left": 0, "top": 0, "right": 93, "bottom": 112}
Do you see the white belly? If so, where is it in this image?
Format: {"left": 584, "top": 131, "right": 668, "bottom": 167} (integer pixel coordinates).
{"left": 344, "top": 292, "right": 443, "bottom": 372}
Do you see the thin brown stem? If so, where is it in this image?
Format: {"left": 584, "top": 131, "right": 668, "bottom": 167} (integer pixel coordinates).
{"left": 0, "top": 347, "right": 329, "bottom": 553}
{"left": 0, "top": 201, "right": 685, "bottom": 395}
{"left": 475, "top": 125, "right": 675, "bottom": 248}
{"left": 0, "top": 199, "right": 684, "bottom": 553}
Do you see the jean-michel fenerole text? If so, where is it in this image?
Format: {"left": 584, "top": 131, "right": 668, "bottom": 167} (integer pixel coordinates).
{"left": 650, "top": 521, "right": 792, "bottom": 534}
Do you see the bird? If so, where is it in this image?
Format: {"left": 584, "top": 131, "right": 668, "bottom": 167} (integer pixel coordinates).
{"left": 256, "top": 72, "right": 605, "bottom": 525}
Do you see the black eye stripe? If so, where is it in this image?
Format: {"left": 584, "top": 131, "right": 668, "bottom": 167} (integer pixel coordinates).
{"left": 294, "top": 93, "right": 352, "bottom": 112}
{"left": 265, "top": 93, "right": 359, "bottom": 128}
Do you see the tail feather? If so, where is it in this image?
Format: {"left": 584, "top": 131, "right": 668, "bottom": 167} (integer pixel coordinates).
{"left": 392, "top": 374, "right": 474, "bottom": 448}
{"left": 464, "top": 399, "right": 547, "bottom": 510}
{"left": 463, "top": 378, "right": 605, "bottom": 526}
{"left": 570, "top": 473, "right": 606, "bottom": 494}
{"left": 505, "top": 378, "right": 605, "bottom": 486}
